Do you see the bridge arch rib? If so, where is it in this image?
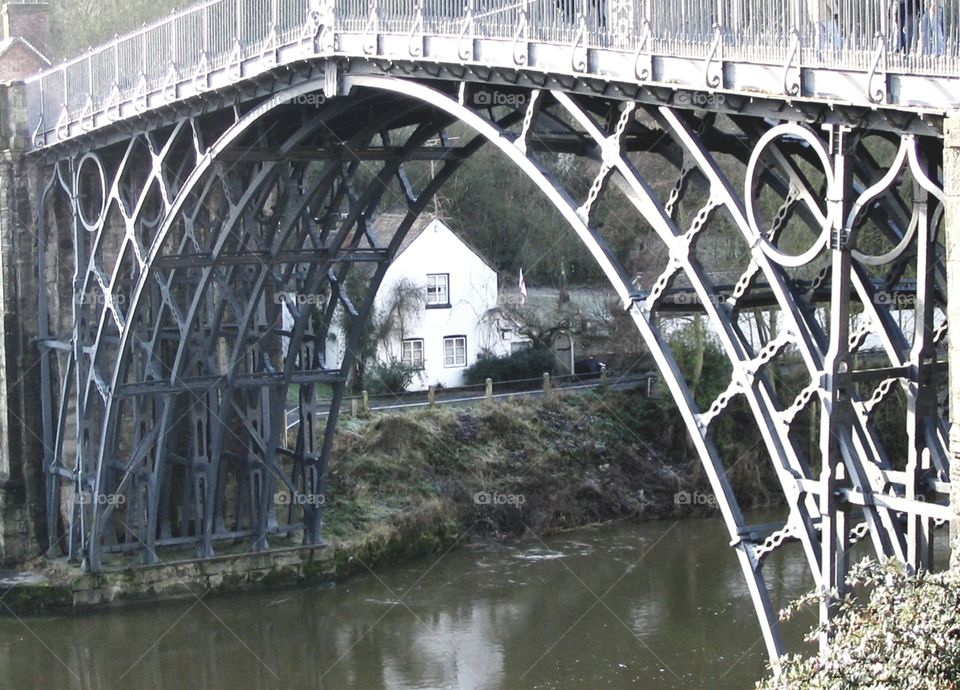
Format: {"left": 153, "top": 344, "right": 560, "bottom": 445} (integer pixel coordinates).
{"left": 37, "top": 76, "right": 950, "bottom": 666}
{"left": 40, "top": 77, "right": 537, "bottom": 571}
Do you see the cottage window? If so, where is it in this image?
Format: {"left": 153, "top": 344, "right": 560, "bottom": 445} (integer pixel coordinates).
{"left": 443, "top": 336, "right": 467, "bottom": 368}
{"left": 426, "top": 274, "right": 450, "bottom": 307}
{"left": 402, "top": 339, "right": 425, "bottom": 369}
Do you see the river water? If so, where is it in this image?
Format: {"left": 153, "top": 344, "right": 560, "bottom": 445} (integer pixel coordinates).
{"left": 0, "top": 516, "right": 821, "bottom": 689}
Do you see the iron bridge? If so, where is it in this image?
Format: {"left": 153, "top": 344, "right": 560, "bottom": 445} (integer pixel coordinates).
{"left": 22, "top": 0, "right": 960, "bottom": 666}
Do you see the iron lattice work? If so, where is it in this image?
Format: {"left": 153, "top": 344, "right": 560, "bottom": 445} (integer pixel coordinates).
{"left": 36, "top": 78, "right": 950, "bottom": 665}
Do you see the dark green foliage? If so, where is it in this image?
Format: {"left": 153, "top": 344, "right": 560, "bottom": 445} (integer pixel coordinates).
{"left": 649, "top": 328, "right": 734, "bottom": 443}
{"left": 666, "top": 325, "right": 732, "bottom": 409}
{"left": 649, "top": 326, "right": 782, "bottom": 503}
{"left": 464, "top": 347, "right": 558, "bottom": 385}
{"left": 861, "top": 383, "right": 909, "bottom": 470}
{"left": 367, "top": 359, "right": 417, "bottom": 395}
{"left": 439, "top": 144, "right": 604, "bottom": 287}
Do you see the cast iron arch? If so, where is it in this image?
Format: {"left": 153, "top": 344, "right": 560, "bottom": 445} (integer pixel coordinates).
{"left": 38, "top": 75, "right": 949, "bottom": 668}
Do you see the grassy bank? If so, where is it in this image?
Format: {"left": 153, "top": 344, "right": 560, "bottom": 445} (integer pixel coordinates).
{"left": 321, "top": 388, "right": 777, "bottom": 566}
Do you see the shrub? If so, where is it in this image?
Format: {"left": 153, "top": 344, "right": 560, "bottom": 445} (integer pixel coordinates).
{"left": 367, "top": 359, "right": 417, "bottom": 395}
{"left": 759, "top": 559, "right": 960, "bottom": 690}
{"left": 465, "top": 347, "right": 558, "bottom": 385}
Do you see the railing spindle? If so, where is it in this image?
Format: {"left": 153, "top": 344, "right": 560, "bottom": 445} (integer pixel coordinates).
{"left": 21, "top": 0, "right": 960, "bottom": 147}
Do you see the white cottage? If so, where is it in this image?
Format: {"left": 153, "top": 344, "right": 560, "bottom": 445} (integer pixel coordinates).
{"left": 326, "top": 214, "right": 509, "bottom": 391}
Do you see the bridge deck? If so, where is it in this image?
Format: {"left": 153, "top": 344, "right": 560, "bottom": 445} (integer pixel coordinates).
{"left": 24, "top": 0, "right": 960, "bottom": 150}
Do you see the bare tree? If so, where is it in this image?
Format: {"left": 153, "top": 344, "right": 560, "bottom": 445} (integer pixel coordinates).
{"left": 352, "top": 278, "right": 424, "bottom": 391}
{"left": 494, "top": 299, "right": 579, "bottom": 351}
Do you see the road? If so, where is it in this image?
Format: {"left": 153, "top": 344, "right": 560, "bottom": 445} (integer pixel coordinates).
{"left": 285, "top": 375, "right": 654, "bottom": 431}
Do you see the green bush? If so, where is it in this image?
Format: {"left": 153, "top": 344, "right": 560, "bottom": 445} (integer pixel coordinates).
{"left": 464, "top": 348, "right": 558, "bottom": 385}
{"left": 647, "top": 330, "right": 733, "bottom": 443}
{"left": 367, "top": 360, "right": 417, "bottom": 395}
{"left": 759, "top": 559, "right": 960, "bottom": 690}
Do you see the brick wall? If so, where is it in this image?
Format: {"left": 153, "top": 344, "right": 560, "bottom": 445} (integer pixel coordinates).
{"left": 2, "top": 3, "right": 50, "bottom": 59}
{"left": 0, "top": 41, "right": 46, "bottom": 82}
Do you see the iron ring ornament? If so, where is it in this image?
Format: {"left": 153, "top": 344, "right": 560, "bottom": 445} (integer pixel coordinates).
{"left": 745, "top": 123, "right": 835, "bottom": 268}
{"left": 74, "top": 152, "right": 108, "bottom": 232}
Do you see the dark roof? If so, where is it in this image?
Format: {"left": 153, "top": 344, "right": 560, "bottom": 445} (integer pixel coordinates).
{"left": 365, "top": 213, "right": 436, "bottom": 257}
{"left": 365, "top": 213, "right": 498, "bottom": 275}
{"left": 0, "top": 37, "right": 50, "bottom": 68}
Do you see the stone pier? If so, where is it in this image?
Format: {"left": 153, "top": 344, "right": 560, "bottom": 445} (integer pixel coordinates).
{"left": 0, "top": 81, "right": 44, "bottom": 564}
{"left": 0, "top": 0, "right": 52, "bottom": 565}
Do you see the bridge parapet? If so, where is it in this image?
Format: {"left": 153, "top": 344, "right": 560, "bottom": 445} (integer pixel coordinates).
{"left": 23, "top": 0, "right": 960, "bottom": 149}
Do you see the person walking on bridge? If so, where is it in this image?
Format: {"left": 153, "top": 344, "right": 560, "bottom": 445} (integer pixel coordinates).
{"left": 896, "top": 0, "right": 922, "bottom": 52}
{"left": 919, "top": 0, "right": 945, "bottom": 55}
{"left": 808, "top": 0, "right": 842, "bottom": 59}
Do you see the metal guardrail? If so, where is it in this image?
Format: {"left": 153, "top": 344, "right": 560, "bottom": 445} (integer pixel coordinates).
{"left": 284, "top": 372, "right": 656, "bottom": 431}
{"left": 24, "top": 0, "right": 960, "bottom": 148}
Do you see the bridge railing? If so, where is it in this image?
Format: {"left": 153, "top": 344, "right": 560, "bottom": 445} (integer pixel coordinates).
{"left": 24, "top": 0, "right": 960, "bottom": 148}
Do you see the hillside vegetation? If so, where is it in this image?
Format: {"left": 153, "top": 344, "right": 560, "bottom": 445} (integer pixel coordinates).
{"left": 49, "top": 0, "right": 191, "bottom": 56}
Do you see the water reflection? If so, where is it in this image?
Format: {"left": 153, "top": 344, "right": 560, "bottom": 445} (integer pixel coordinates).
{"left": 0, "top": 516, "right": 827, "bottom": 689}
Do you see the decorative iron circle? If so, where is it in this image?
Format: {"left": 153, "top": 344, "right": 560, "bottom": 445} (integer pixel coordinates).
{"left": 745, "top": 124, "right": 834, "bottom": 268}
{"left": 75, "top": 152, "right": 107, "bottom": 232}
